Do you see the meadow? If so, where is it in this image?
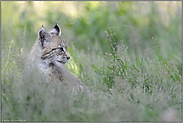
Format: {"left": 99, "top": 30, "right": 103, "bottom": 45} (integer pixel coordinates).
{"left": 1, "top": 1, "right": 182, "bottom": 121}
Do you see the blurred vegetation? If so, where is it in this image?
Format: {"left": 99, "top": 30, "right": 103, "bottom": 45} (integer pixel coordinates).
{"left": 1, "top": 1, "right": 182, "bottom": 122}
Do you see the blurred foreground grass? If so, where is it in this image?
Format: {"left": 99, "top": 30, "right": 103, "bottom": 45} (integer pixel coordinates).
{"left": 1, "top": 1, "right": 182, "bottom": 121}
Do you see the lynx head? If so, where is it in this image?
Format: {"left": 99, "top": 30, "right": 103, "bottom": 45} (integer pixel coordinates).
{"left": 37, "top": 24, "right": 70, "bottom": 66}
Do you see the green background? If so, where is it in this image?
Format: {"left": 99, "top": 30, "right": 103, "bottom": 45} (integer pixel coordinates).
{"left": 1, "top": 1, "right": 182, "bottom": 121}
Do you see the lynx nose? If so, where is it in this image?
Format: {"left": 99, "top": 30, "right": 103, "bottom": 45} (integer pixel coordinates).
{"left": 67, "top": 56, "right": 70, "bottom": 60}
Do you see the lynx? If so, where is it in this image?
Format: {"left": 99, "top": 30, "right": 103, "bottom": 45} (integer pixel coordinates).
{"left": 27, "top": 24, "right": 89, "bottom": 95}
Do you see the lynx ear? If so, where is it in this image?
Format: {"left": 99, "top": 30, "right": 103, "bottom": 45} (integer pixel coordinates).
{"left": 38, "top": 26, "right": 45, "bottom": 39}
{"left": 38, "top": 25, "right": 50, "bottom": 48}
{"left": 50, "top": 24, "right": 61, "bottom": 36}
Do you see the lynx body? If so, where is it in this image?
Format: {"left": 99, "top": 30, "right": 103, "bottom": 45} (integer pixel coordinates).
{"left": 27, "top": 24, "right": 89, "bottom": 95}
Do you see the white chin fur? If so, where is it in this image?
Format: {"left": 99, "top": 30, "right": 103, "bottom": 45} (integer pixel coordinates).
{"left": 55, "top": 61, "right": 65, "bottom": 67}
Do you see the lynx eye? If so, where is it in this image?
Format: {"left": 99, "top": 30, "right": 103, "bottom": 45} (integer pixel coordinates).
{"left": 59, "top": 47, "right": 64, "bottom": 52}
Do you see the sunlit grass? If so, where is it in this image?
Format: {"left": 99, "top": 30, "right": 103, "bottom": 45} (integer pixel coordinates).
{"left": 1, "top": 33, "right": 181, "bottom": 121}
{"left": 1, "top": 1, "right": 181, "bottom": 122}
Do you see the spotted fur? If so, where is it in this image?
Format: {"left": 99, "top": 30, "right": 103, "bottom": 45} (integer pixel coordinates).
{"left": 27, "top": 24, "right": 90, "bottom": 95}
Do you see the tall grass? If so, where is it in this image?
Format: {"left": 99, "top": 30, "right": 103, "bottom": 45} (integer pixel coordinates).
{"left": 1, "top": 1, "right": 182, "bottom": 122}
{"left": 2, "top": 26, "right": 181, "bottom": 121}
